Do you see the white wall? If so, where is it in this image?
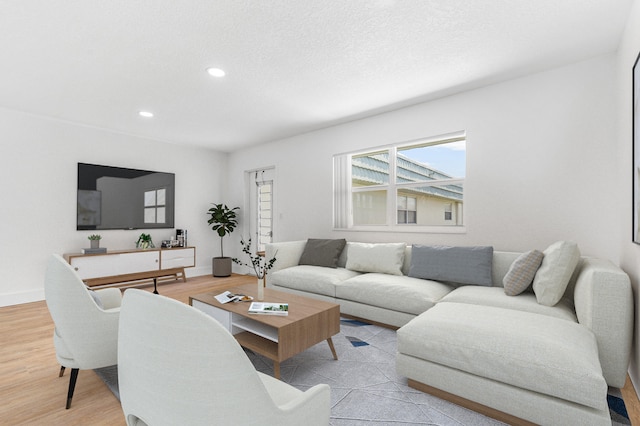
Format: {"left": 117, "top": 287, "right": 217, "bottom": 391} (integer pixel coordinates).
{"left": 228, "top": 54, "right": 619, "bottom": 263}
{"left": 617, "top": 0, "right": 640, "bottom": 393}
{"left": 0, "top": 108, "right": 227, "bottom": 306}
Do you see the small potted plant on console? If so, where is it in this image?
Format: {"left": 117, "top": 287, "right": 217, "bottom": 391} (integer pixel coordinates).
{"left": 136, "top": 233, "right": 154, "bottom": 249}
{"left": 88, "top": 234, "right": 102, "bottom": 249}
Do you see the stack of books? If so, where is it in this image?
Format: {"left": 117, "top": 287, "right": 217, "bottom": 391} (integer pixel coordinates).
{"left": 82, "top": 247, "right": 107, "bottom": 254}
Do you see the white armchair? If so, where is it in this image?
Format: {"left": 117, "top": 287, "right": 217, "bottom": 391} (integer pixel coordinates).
{"left": 44, "top": 254, "right": 121, "bottom": 409}
{"left": 118, "top": 289, "right": 331, "bottom": 426}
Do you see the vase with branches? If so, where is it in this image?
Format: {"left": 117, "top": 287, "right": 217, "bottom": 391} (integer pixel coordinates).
{"left": 233, "top": 237, "right": 277, "bottom": 300}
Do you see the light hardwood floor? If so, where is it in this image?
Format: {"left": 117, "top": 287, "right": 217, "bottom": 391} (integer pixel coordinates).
{"left": 0, "top": 274, "right": 249, "bottom": 425}
{"left": 1, "top": 274, "right": 638, "bottom": 425}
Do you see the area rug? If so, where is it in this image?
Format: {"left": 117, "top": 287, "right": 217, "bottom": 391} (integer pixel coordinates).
{"left": 96, "top": 318, "right": 630, "bottom": 425}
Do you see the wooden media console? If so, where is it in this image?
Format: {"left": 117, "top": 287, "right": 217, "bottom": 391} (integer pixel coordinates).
{"left": 64, "top": 246, "right": 195, "bottom": 288}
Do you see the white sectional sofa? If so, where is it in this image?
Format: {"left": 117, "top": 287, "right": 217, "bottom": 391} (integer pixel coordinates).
{"left": 265, "top": 239, "right": 633, "bottom": 426}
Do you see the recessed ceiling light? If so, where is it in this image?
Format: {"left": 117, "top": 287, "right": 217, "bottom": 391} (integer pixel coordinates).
{"left": 138, "top": 111, "right": 154, "bottom": 118}
{"left": 206, "top": 67, "right": 226, "bottom": 77}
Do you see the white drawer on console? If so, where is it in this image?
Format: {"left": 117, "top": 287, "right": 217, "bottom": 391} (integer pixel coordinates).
{"left": 160, "top": 247, "right": 195, "bottom": 269}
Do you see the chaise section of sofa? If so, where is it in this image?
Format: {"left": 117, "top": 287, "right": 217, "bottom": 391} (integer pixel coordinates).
{"left": 397, "top": 302, "right": 610, "bottom": 425}
{"left": 396, "top": 253, "right": 632, "bottom": 425}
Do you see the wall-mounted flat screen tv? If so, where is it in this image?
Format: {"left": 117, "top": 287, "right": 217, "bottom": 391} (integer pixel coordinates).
{"left": 77, "top": 163, "right": 175, "bottom": 230}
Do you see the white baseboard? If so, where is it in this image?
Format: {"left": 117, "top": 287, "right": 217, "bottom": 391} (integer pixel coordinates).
{"left": 1, "top": 267, "right": 212, "bottom": 307}
{"left": 0, "top": 288, "right": 45, "bottom": 307}
{"left": 186, "top": 266, "right": 211, "bottom": 278}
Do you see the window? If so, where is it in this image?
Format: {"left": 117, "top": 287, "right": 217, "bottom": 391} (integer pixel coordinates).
{"left": 245, "top": 168, "right": 276, "bottom": 254}
{"left": 144, "top": 188, "right": 166, "bottom": 224}
{"left": 444, "top": 203, "right": 452, "bottom": 221}
{"left": 397, "top": 195, "right": 417, "bottom": 224}
{"left": 256, "top": 180, "right": 273, "bottom": 252}
{"left": 334, "top": 132, "right": 465, "bottom": 231}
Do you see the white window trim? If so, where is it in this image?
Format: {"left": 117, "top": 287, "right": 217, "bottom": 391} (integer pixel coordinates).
{"left": 333, "top": 131, "right": 466, "bottom": 234}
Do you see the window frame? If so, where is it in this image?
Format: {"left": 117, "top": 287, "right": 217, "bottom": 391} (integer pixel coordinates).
{"left": 334, "top": 131, "right": 466, "bottom": 234}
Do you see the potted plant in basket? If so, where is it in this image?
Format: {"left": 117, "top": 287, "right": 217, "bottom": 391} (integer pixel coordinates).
{"left": 233, "top": 237, "right": 277, "bottom": 300}
{"left": 207, "top": 203, "right": 239, "bottom": 277}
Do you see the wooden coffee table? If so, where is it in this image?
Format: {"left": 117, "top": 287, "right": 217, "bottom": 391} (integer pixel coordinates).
{"left": 189, "top": 283, "right": 340, "bottom": 379}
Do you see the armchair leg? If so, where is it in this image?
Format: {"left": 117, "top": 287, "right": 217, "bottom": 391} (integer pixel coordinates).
{"left": 59, "top": 366, "right": 65, "bottom": 377}
{"left": 65, "top": 368, "right": 79, "bottom": 409}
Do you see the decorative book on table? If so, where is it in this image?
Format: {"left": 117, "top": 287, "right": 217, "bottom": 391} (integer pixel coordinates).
{"left": 248, "top": 302, "right": 289, "bottom": 316}
{"left": 214, "top": 291, "right": 253, "bottom": 304}
{"left": 214, "top": 291, "right": 253, "bottom": 305}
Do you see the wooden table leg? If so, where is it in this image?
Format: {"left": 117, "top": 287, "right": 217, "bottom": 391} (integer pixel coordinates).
{"left": 273, "top": 361, "right": 281, "bottom": 379}
{"left": 327, "top": 337, "right": 338, "bottom": 360}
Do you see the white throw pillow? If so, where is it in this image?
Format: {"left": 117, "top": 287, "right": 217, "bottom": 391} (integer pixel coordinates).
{"left": 345, "top": 242, "right": 406, "bottom": 276}
{"left": 532, "top": 241, "right": 581, "bottom": 306}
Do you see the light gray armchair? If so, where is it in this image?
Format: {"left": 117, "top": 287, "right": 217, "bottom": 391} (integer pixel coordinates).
{"left": 118, "top": 289, "right": 331, "bottom": 426}
{"left": 44, "top": 254, "right": 121, "bottom": 409}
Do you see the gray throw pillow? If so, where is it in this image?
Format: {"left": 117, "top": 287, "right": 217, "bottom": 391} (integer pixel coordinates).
{"left": 503, "top": 250, "right": 544, "bottom": 296}
{"left": 409, "top": 245, "right": 494, "bottom": 286}
{"left": 299, "top": 238, "right": 347, "bottom": 268}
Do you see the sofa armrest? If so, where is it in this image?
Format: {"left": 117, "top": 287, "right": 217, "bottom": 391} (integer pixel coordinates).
{"left": 573, "top": 257, "right": 633, "bottom": 387}
{"left": 265, "top": 241, "right": 307, "bottom": 286}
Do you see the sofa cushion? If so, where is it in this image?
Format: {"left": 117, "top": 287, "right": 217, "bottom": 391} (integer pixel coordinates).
{"left": 345, "top": 242, "right": 405, "bottom": 276}
{"left": 408, "top": 245, "right": 493, "bottom": 286}
{"left": 440, "top": 286, "right": 577, "bottom": 322}
{"left": 533, "top": 241, "right": 581, "bottom": 306}
{"left": 503, "top": 250, "right": 544, "bottom": 296}
{"left": 336, "top": 273, "right": 453, "bottom": 315}
{"left": 298, "top": 238, "right": 346, "bottom": 268}
{"left": 270, "top": 265, "right": 360, "bottom": 297}
{"left": 397, "top": 302, "right": 607, "bottom": 410}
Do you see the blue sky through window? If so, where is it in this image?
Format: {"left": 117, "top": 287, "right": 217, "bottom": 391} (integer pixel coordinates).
{"left": 399, "top": 141, "right": 466, "bottom": 178}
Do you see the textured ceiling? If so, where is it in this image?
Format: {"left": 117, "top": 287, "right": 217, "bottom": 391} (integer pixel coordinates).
{"left": 0, "top": 0, "right": 633, "bottom": 152}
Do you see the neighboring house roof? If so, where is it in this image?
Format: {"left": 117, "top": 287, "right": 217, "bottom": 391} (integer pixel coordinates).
{"left": 352, "top": 152, "right": 463, "bottom": 202}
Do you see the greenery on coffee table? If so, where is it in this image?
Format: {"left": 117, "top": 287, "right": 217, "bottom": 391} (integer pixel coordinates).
{"left": 233, "top": 237, "right": 277, "bottom": 279}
